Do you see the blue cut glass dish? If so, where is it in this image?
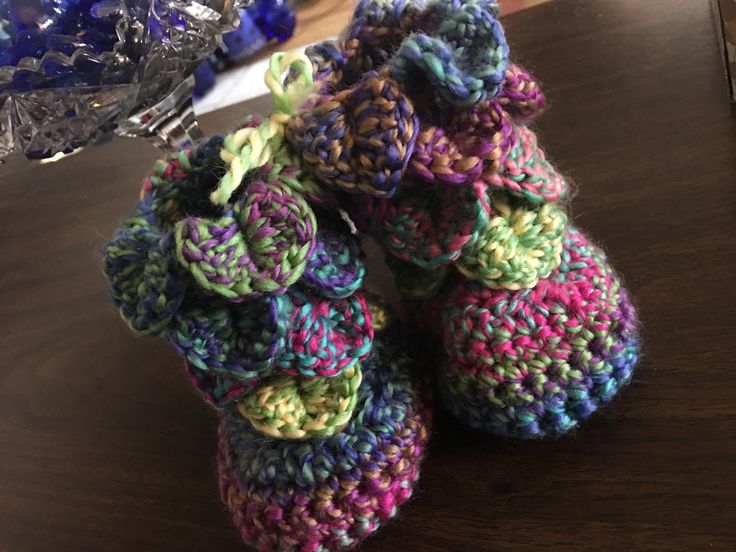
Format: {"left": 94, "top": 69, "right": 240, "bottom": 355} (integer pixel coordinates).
{"left": 0, "top": 0, "right": 249, "bottom": 160}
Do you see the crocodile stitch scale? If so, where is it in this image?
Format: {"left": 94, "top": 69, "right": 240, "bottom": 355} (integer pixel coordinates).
{"left": 389, "top": 0, "right": 509, "bottom": 107}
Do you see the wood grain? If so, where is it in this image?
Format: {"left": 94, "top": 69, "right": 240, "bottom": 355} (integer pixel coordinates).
{"left": 1, "top": 0, "right": 735, "bottom": 550}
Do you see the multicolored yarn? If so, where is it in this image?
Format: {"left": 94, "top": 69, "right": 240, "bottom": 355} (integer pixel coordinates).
{"left": 301, "top": 216, "right": 366, "bottom": 299}
{"left": 288, "top": 3, "right": 548, "bottom": 204}
{"left": 141, "top": 135, "right": 227, "bottom": 228}
{"left": 183, "top": 360, "right": 255, "bottom": 408}
{"left": 104, "top": 52, "right": 376, "bottom": 412}
{"left": 360, "top": 180, "right": 492, "bottom": 268}
{"left": 103, "top": 199, "right": 186, "bottom": 336}
{"left": 236, "top": 363, "right": 362, "bottom": 440}
{"left": 497, "top": 63, "right": 546, "bottom": 122}
{"left": 436, "top": 228, "right": 639, "bottom": 438}
{"left": 409, "top": 99, "right": 515, "bottom": 185}
{"left": 212, "top": 52, "right": 316, "bottom": 206}
{"left": 340, "top": 0, "right": 428, "bottom": 81}
{"left": 389, "top": 0, "right": 509, "bottom": 107}
{"left": 485, "top": 125, "right": 568, "bottom": 203}
{"left": 457, "top": 198, "right": 567, "bottom": 290}
{"left": 288, "top": 71, "right": 418, "bottom": 198}
{"left": 276, "top": 290, "right": 374, "bottom": 377}
{"left": 218, "top": 332, "right": 431, "bottom": 551}
{"left": 284, "top": 0, "right": 639, "bottom": 441}
{"left": 174, "top": 166, "right": 317, "bottom": 302}
{"left": 169, "top": 293, "right": 292, "bottom": 397}
{"left": 104, "top": 40, "right": 447, "bottom": 551}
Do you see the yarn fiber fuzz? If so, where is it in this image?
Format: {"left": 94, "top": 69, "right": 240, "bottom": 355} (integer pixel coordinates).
{"left": 218, "top": 332, "right": 432, "bottom": 552}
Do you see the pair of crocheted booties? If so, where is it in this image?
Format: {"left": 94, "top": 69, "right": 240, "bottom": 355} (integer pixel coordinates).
{"left": 103, "top": 1, "right": 640, "bottom": 550}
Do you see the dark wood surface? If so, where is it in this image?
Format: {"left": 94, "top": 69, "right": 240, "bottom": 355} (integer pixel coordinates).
{"left": 2, "top": 0, "right": 735, "bottom": 550}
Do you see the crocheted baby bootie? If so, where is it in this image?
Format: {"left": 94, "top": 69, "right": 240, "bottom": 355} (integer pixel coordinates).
{"left": 421, "top": 228, "right": 639, "bottom": 438}
{"left": 218, "top": 328, "right": 431, "bottom": 551}
{"left": 104, "top": 51, "right": 431, "bottom": 549}
{"left": 285, "top": 0, "right": 640, "bottom": 439}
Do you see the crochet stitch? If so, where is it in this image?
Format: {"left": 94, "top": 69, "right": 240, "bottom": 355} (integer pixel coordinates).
{"left": 409, "top": 99, "right": 515, "bottom": 186}
{"left": 141, "top": 135, "right": 227, "bottom": 229}
{"left": 103, "top": 42, "right": 443, "bottom": 552}
{"left": 236, "top": 363, "right": 362, "bottom": 439}
{"left": 437, "top": 228, "right": 639, "bottom": 438}
{"left": 457, "top": 197, "right": 567, "bottom": 289}
{"left": 485, "top": 125, "right": 568, "bottom": 203}
{"left": 174, "top": 167, "right": 317, "bottom": 302}
{"left": 276, "top": 289, "right": 374, "bottom": 377}
{"left": 301, "top": 216, "right": 366, "bottom": 299}
{"left": 213, "top": 52, "right": 317, "bottom": 205}
{"left": 286, "top": 0, "right": 639, "bottom": 441}
{"left": 218, "top": 333, "right": 431, "bottom": 551}
{"left": 103, "top": 199, "right": 186, "bottom": 336}
{"left": 104, "top": 55, "right": 375, "bottom": 407}
{"left": 389, "top": 0, "right": 509, "bottom": 107}
{"left": 169, "top": 293, "right": 292, "bottom": 394}
{"left": 288, "top": 71, "right": 418, "bottom": 198}
{"left": 497, "top": 63, "right": 547, "bottom": 122}
{"left": 353, "top": 179, "right": 492, "bottom": 268}
{"left": 341, "top": 0, "right": 428, "bottom": 81}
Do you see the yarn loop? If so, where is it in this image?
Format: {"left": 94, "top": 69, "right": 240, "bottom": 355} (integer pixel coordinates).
{"left": 288, "top": 71, "right": 418, "bottom": 197}
{"left": 170, "top": 293, "right": 292, "bottom": 388}
{"left": 410, "top": 100, "right": 515, "bottom": 185}
{"left": 486, "top": 125, "right": 567, "bottom": 203}
{"left": 360, "top": 180, "right": 492, "bottom": 268}
{"left": 301, "top": 217, "right": 366, "bottom": 299}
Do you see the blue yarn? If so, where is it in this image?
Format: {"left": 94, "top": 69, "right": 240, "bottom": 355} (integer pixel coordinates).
{"left": 389, "top": 0, "right": 508, "bottom": 107}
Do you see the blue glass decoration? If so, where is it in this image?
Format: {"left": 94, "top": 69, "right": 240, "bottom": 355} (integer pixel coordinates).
{"left": 251, "top": 0, "right": 295, "bottom": 42}
{"left": 192, "top": 0, "right": 295, "bottom": 98}
{"left": 0, "top": 0, "right": 247, "bottom": 160}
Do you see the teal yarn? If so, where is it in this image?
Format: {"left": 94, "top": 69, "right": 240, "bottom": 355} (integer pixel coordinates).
{"left": 103, "top": 198, "right": 186, "bottom": 336}
{"left": 169, "top": 293, "right": 293, "bottom": 395}
{"left": 142, "top": 135, "right": 227, "bottom": 229}
{"left": 300, "top": 215, "right": 367, "bottom": 299}
{"left": 341, "top": 0, "right": 428, "bottom": 80}
{"left": 104, "top": 127, "right": 376, "bottom": 407}
{"left": 286, "top": 0, "right": 641, "bottom": 442}
{"left": 276, "top": 289, "right": 374, "bottom": 377}
{"left": 104, "top": 135, "right": 228, "bottom": 338}
{"left": 363, "top": 179, "right": 492, "bottom": 268}
{"left": 389, "top": 0, "right": 509, "bottom": 107}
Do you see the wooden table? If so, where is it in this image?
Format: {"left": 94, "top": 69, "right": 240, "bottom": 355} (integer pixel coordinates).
{"left": 1, "top": 1, "right": 734, "bottom": 550}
